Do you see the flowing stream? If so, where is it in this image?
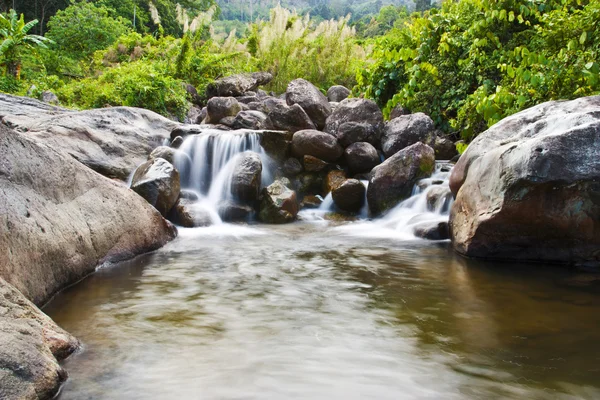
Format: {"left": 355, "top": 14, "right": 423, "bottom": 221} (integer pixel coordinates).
{"left": 44, "top": 135, "right": 600, "bottom": 399}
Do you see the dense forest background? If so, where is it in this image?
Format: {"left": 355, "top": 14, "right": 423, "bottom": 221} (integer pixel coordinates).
{"left": 1, "top": 0, "right": 598, "bottom": 141}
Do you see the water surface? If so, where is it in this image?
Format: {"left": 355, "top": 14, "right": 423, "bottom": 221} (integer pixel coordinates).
{"left": 45, "top": 223, "right": 600, "bottom": 399}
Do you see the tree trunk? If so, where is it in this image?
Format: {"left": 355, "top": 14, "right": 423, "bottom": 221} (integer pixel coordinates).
{"left": 6, "top": 61, "right": 20, "bottom": 79}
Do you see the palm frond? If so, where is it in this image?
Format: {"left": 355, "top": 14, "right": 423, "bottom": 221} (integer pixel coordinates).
{"left": 22, "top": 19, "right": 39, "bottom": 35}
{"left": 0, "top": 38, "right": 15, "bottom": 55}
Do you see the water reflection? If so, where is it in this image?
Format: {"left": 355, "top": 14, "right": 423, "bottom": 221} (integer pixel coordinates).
{"left": 45, "top": 223, "right": 600, "bottom": 399}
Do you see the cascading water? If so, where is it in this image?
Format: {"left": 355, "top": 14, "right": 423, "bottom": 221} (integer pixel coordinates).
{"left": 334, "top": 162, "right": 454, "bottom": 239}
{"left": 173, "top": 129, "right": 273, "bottom": 224}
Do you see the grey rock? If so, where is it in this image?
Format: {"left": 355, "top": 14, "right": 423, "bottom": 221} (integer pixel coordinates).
{"left": 324, "top": 98, "right": 384, "bottom": 147}
{"left": 382, "top": 112, "right": 436, "bottom": 157}
{"left": 149, "top": 146, "right": 177, "bottom": 164}
{"left": 344, "top": 142, "right": 380, "bottom": 174}
{"left": 206, "top": 72, "right": 273, "bottom": 98}
{"left": 0, "top": 278, "right": 79, "bottom": 400}
{"left": 167, "top": 199, "right": 213, "bottom": 227}
{"left": 414, "top": 221, "right": 450, "bottom": 240}
{"left": 450, "top": 96, "right": 600, "bottom": 266}
{"left": 327, "top": 85, "right": 351, "bottom": 102}
{"left": 40, "top": 90, "right": 59, "bottom": 105}
{"left": 257, "top": 130, "right": 293, "bottom": 161}
{"left": 292, "top": 129, "right": 343, "bottom": 163}
{"left": 283, "top": 158, "right": 303, "bottom": 175}
{"left": 368, "top": 142, "right": 435, "bottom": 215}
{"left": 232, "top": 110, "right": 274, "bottom": 130}
{"left": 332, "top": 179, "right": 366, "bottom": 213}
{"left": 131, "top": 158, "right": 181, "bottom": 216}
{"left": 0, "top": 94, "right": 179, "bottom": 180}
{"left": 0, "top": 124, "right": 176, "bottom": 306}
{"left": 219, "top": 201, "right": 254, "bottom": 222}
{"left": 218, "top": 116, "right": 237, "bottom": 127}
{"left": 170, "top": 136, "right": 184, "bottom": 149}
{"left": 259, "top": 180, "right": 299, "bottom": 224}
{"left": 264, "top": 98, "right": 316, "bottom": 133}
{"left": 389, "top": 105, "right": 409, "bottom": 119}
{"left": 434, "top": 136, "right": 458, "bottom": 160}
{"left": 206, "top": 97, "right": 242, "bottom": 124}
{"left": 231, "top": 152, "right": 262, "bottom": 205}
{"left": 286, "top": 79, "right": 332, "bottom": 130}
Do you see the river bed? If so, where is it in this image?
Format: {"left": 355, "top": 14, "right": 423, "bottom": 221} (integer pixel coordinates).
{"left": 45, "top": 222, "right": 600, "bottom": 399}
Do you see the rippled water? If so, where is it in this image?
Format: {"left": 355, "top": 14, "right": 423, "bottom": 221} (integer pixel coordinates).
{"left": 45, "top": 223, "right": 600, "bottom": 400}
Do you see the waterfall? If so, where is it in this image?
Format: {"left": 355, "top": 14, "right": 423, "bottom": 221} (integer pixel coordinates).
{"left": 334, "top": 162, "right": 454, "bottom": 239}
{"left": 173, "top": 129, "right": 273, "bottom": 224}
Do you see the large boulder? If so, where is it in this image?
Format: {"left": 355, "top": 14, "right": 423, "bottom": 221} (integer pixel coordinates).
{"left": 367, "top": 142, "right": 435, "bottom": 215}
{"left": 0, "top": 278, "right": 79, "bottom": 400}
{"left": 232, "top": 110, "right": 273, "bottom": 130}
{"left": 449, "top": 96, "right": 600, "bottom": 266}
{"left": 205, "top": 72, "right": 273, "bottom": 98}
{"left": 324, "top": 98, "right": 384, "bottom": 147}
{"left": 332, "top": 179, "right": 366, "bottom": 213}
{"left": 149, "top": 145, "right": 177, "bottom": 164}
{"left": 0, "top": 94, "right": 179, "bottom": 180}
{"left": 0, "top": 124, "right": 176, "bottom": 306}
{"left": 291, "top": 129, "right": 343, "bottom": 163}
{"left": 257, "top": 130, "right": 293, "bottom": 161}
{"left": 414, "top": 221, "right": 450, "bottom": 240}
{"left": 131, "top": 158, "right": 181, "bottom": 216}
{"left": 231, "top": 152, "right": 262, "bottom": 205}
{"left": 263, "top": 98, "right": 316, "bottom": 133}
{"left": 205, "top": 97, "right": 242, "bottom": 124}
{"left": 381, "top": 112, "right": 436, "bottom": 157}
{"left": 286, "top": 79, "right": 332, "bottom": 129}
{"left": 327, "top": 85, "right": 351, "bottom": 102}
{"left": 344, "top": 142, "right": 380, "bottom": 174}
{"left": 259, "top": 180, "right": 299, "bottom": 224}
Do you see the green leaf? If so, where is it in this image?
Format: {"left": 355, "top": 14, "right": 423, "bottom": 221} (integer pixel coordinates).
{"left": 579, "top": 31, "right": 587, "bottom": 45}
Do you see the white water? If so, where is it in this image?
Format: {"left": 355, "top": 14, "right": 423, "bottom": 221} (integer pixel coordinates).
{"left": 173, "top": 129, "right": 274, "bottom": 223}
{"left": 334, "top": 162, "right": 454, "bottom": 239}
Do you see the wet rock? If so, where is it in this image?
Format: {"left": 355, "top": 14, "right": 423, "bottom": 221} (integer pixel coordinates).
{"left": 149, "top": 146, "right": 177, "bottom": 164}
{"left": 324, "top": 98, "right": 384, "bottom": 147}
{"left": 40, "top": 90, "right": 59, "bottom": 105}
{"left": 167, "top": 199, "right": 213, "bottom": 227}
{"left": 170, "top": 136, "right": 184, "bottom": 149}
{"left": 367, "top": 142, "right": 435, "bottom": 215}
{"left": 295, "top": 173, "right": 324, "bottom": 197}
{"left": 324, "top": 170, "right": 347, "bottom": 193}
{"left": 0, "top": 94, "right": 179, "bottom": 180}
{"left": 286, "top": 79, "right": 332, "bottom": 130}
{"left": 232, "top": 110, "right": 273, "bottom": 130}
{"left": 258, "top": 130, "right": 293, "bottom": 162}
{"left": 344, "top": 142, "right": 380, "bottom": 174}
{"left": 179, "top": 189, "right": 199, "bottom": 201}
{"left": 0, "top": 124, "right": 176, "bottom": 305}
{"left": 302, "top": 195, "right": 323, "bottom": 208}
{"left": 231, "top": 152, "right": 262, "bottom": 205}
{"left": 205, "top": 97, "right": 242, "bottom": 124}
{"left": 292, "top": 129, "right": 343, "bottom": 162}
{"left": 185, "top": 105, "right": 203, "bottom": 124}
{"left": 283, "top": 158, "right": 303, "bottom": 176}
{"left": 264, "top": 98, "right": 316, "bottom": 133}
{"left": 303, "top": 155, "right": 329, "bottom": 172}
{"left": 219, "top": 201, "right": 254, "bottom": 222}
{"left": 131, "top": 158, "right": 181, "bottom": 216}
{"left": 259, "top": 180, "right": 299, "bottom": 223}
{"left": 206, "top": 72, "right": 273, "bottom": 98}
{"left": 450, "top": 96, "right": 600, "bottom": 266}
{"left": 0, "top": 278, "right": 79, "bottom": 400}
{"left": 218, "top": 116, "right": 237, "bottom": 127}
{"left": 389, "top": 105, "right": 409, "bottom": 119}
{"left": 435, "top": 136, "right": 458, "bottom": 160}
{"left": 332, "top": 179, "right": 366, "bottom": 213}
{"left": 414, "top": 221, "right": 450, "bottom": 240}
{"left": 381, "top": 113, "right": 436, "bottom": 158}
{"left": 426, "top": 186, "right": 452, "bottom": 212}
{"left": 327, "top": 85, "right": 351, "bottom": 102}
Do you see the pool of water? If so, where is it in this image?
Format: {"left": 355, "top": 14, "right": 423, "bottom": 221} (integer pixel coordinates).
{"left": 45, "top": 222, "right": 600, "bottom": 399}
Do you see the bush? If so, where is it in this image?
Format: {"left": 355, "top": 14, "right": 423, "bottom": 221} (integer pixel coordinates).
{"left": 57, "top": 61, "right": 189, "bottom": 119}
{"left": 356, "top": 0, "right": 600, "bottom": 140}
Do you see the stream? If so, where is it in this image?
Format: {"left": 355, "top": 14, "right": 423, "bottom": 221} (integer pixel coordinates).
{"left": 45, "top": 222, "right": 600, "bottom": 399}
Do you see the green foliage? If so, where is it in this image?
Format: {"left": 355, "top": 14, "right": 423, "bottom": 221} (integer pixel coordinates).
{"left": 46, "top": 2, "right": 131, "bottom": 60}
{"left": 57, "top": 60, "right": 189, "bottom": 119}
{"left": 0, "top": 10, "right": 53, "bottom": 78}
{"left": 356, "top": 0, "right": 600, "bottom": 140}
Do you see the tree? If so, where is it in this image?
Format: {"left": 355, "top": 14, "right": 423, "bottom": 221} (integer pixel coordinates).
{"left": 46, "top": 2, "right": 131, "bottom": 60}
{"left": 0, "top": 9, "right": 52, "bottom": 78}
